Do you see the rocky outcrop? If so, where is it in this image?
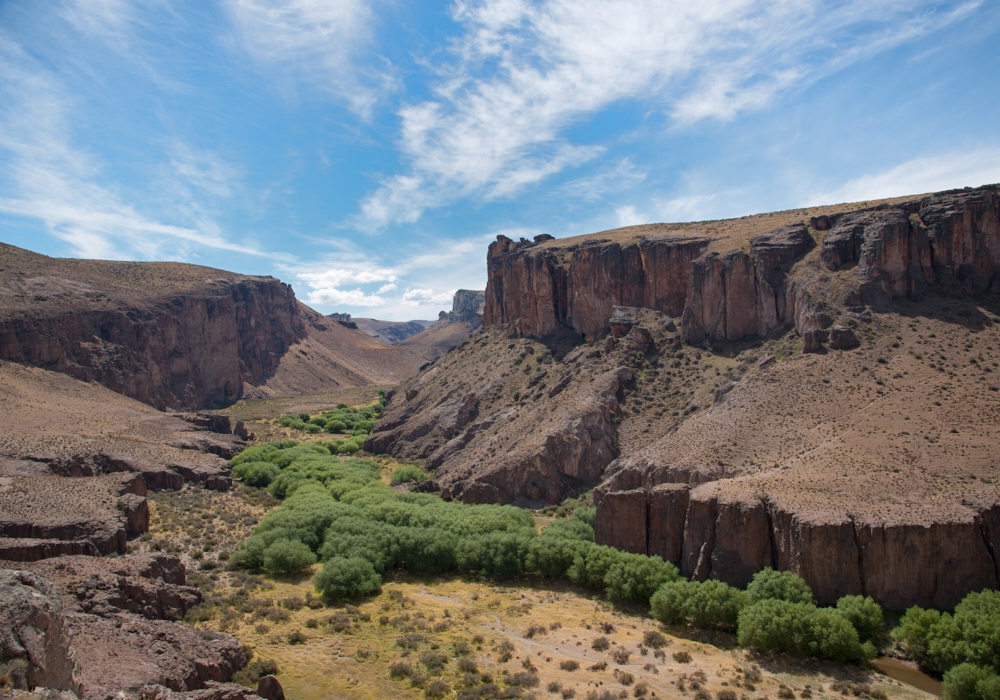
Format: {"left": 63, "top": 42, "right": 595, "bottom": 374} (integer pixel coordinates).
{"left": 681, "top": 225, "right": 813, "bottom": 344}
{"left": 0, "top": 474, "right": 150, "bottom": 559}
{"left": 484, "top": 234, "right": 708, "bottom": 341}
{"left": 0, "top": 570, "right": 80, "bottom": 693}
{"left": 594, "top": 480, "right": 1000, "bottom": 609}
{"left": 12, "top": 554, "right": 200, "bottom": 622}
{"left": 0, "top": 559, "right": 251, "bottom": 699}
{"left": 0, "top": 245, "right": 305, "bottom": 411}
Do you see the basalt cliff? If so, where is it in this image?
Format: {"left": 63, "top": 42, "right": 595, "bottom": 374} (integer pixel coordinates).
{"left": 369, "top": 184, "right": 1000, "bottom": 608}
{"left": 0, "top": 243, "right": 423, "bottom": 411}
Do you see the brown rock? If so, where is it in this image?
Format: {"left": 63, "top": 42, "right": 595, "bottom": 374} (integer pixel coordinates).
{"left": 802, "top": 328, "right": 827, "bottom": 353}
{"left": 594, "top": 489, "right": 647, "bottom": 554}
{"left": 828, "top": 325, "right": 860, "bottom": 350}
{"left": 256, "top": 676, "right": 284, "bottom": 700}
{"left": 646, "top": 484, "right": 689, "bottom": 564}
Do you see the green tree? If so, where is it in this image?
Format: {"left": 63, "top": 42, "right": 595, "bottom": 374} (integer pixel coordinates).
{"left": 650, "top": 580, "right": 699, "bottom": 625}
{"left": 604, "top": 553, "right": 678, "bottom": 604}
{"left": 836, "top": 595, "right": 884, "bottom": 641}
{"left": 262, "top": 538, "right": 317, "bottom": 574}
{"left": 943, "top": 663, "right": 1000, "bottom": 700}
{"left": 892, "top": 606, "right": 942, "bottom": 664}
{"left": 746, "top": 568, "right": 815, "bottom": 605}
{"left": 313, "top": 556, "right": 381, "bottom": 603}
{"left": 737, "top": 599, "right": 817, "bottom": 655}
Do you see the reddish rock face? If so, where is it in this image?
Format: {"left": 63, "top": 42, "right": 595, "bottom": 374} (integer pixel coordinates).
{"left": 484, "top": 235, "right": 707, "bottom": 341}
{"left": 0, "top": 277, "right": 304, "bottom": 411}
{"left": 594, "top": 489, "right": 648, "bottom": 554}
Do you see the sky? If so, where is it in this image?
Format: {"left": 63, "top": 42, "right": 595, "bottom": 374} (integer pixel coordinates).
{"left": 1, "top": 1, "right": 998, "bottom": 321}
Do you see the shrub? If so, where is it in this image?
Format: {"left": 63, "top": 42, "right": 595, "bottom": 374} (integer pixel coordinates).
{"left": 943, "top": 663, "right": 1000, "bottom": 700}
{"left": 836, "top": 595, "right": 883, "bottom": 641}
{"left": 313, "top": 556, "right": 381, "bottom": 603}
{"left": 650, "top": 579, "right": 745, "bottom": 630}
{"left": 611, "top": 649, "right": 630, "bottom": 664}
{"left": 737, "top": 599, "right": 817, "bottom": 656}
{"left": 892, "top": 606, "right": 942, "bottom": 663}
{"left": 746, "top": 568, "right": 814, "bottom": 605}
{"left": 642, "top": 630, "right": 667, "bottom": 649}
{"left": 392, "top": 465, "right": 429, "bottom": 484}
{"left": 560, "top": 660, "right": 580, "bottom": 671}
{"left": 390, "top": 661, "right": 414, "bottom": 679}
{"left": 325, "top": 420, "right": 347, "bottom": 433}
{"left": 244, "top": 462, "right": 281, "bottom": 488}
{"left": 262, "top": 538, "right": 317, "bottom": 574}
{"left": 926, "top": 590, "right": 1000, "bottom": 674}
{"left": 458, "top": 658, "right": 479, "bottom": 673}
{"left": 604, "top": 553, "right": 679, "bottom": 603}
{"left": 592, "top": 637, "right": 610, "bottom": 651}
{"left": 425, "top": 679, "right": 451, "bottom": 699}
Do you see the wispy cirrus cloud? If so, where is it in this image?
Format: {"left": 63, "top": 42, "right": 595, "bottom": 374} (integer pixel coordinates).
{"left": 0, "top": 31, "right": 260, "bottom": 261}
{"left": 356, "top": 0, "right": 980, "bottom": 230}
{"left": 225, "top": 0, "right": 389, "bottom": 115}
{"left": 814, "top": 147, "right": 1000, "bottom": 205}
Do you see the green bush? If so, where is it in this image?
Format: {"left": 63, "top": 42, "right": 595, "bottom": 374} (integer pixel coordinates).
{"left": 262, "top": 538, "right": 317, "bottom": 574}
{"left": 244, "top": 462, "right": 281, "bottom": 488}
{"left": 737, "top": 599, "right": 866, "bottom": 662}
{"left": 313, "top": 556, "right": 381, "bottom": 603}
{"left": 746, "top": 568, "right": 815, "bottom": 605}
{"left": 604, "top": 553, "right": 678, "bottom": 603}
{"left": 325, "top": 420, "right": 347, "bottom": 433}
{"left": 391, "top": 465, "right": 429, "bottom": 484}
{"left": 836, "top": 595, "right": 883, "bottom": 641}
{"left": 650, "top": 580, "right": 746, "bottom": 630}
{"left": 892, "top": 606, "right": 942, "bottom": 663}
{"left": 567, "top": 543, "right": 624, "bottom": 589}
{"left": 943, "top": 663, "right": 1000, "bottom": 700}
{"left": 737, "top": 599, "right": 818, "bottom": 656}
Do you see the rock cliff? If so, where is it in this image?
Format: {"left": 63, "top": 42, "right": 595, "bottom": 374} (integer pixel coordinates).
{"left": 376, "top": 184, "right": 1000, "bottom": 610}
{"left": 0, "top": 243, "right": 304, "bottom": 411}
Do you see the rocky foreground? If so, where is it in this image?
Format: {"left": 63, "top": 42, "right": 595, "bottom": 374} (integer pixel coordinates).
{"left": 367, "top": 184, "right": 1000, "bottom": 609}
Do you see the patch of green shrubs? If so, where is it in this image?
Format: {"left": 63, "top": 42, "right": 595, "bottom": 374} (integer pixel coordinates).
{"left": 892, "top": 589, "right": 1000, "bottom": 698}
{"left": 230, "top": 441, "right": 680, "bottom": 605}
{"left": 390, "top": 465, "right": 429, "bottom": 484}
{"left": 650, "top": 569, "right": 879, "bottom": 663}
{"left": 277, "top": 395, "right": 385, "bottom": 438}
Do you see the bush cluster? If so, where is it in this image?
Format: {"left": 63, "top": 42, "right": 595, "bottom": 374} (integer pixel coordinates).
{"left": 893, "top": 589, "right": 1000, "bottom": 695}
{"left": 277, "top": 394, "right": 386, "bottom": 439}
{"left": 650, "top": 569, "right": 879, "bottom": 663}
{"left": 231, "top": 441, "right": 679, "bottom": 604}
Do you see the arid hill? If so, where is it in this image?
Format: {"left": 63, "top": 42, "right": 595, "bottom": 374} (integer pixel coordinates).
{"left": 0, "top": 242, "right": 423, "bottom": 411}
{"left": 397, "top": 289, "right": 486, "bottom": 361}
{"left": 350, "top": 316, "right": 433, "bottom": 343}
{"left": 367, "top": 184, "right": 1000, "bottom": 609}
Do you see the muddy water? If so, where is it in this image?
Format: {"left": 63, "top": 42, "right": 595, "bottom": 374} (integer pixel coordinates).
{"left": 873, "top": 658, "right": 943, "bottom": 697}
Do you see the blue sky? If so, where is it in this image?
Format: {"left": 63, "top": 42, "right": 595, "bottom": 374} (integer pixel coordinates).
{"left": 1, "top": 0, "right": 998, "bottom": 321}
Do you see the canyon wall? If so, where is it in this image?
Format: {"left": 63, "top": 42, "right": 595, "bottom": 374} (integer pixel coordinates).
{"left": 483, "top": 186, "right": 1000, "bottom": 349}
{"left": 484, "top": 233, "right": 708, "bottom": 341}
{"left": 0, "top": 276, "right": 304, "bottom": 411}
{"left": 595, "top": 484, "right": 1000, "bottom": 610}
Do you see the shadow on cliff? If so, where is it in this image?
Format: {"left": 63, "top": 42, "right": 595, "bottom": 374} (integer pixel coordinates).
{"left": 893, "top": 290, "right": 1000, "bottom": 331}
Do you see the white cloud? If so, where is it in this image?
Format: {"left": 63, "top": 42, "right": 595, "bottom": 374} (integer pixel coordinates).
{"left": 306, "top": 287, "right": 387, "bottom": 307}
{"left": 560, "top": 159, "right": 647, "bottom": 202}
{"left": 357, "top": 0, "right": 975, "bottom": 229}
{"left": 225, "top": 0, "right": 387, "bottom": 115}
{"left": 0, "top": 34, "right": 258, "bottom": 260}
{"left": 377, "top": 282, "right": 397, "bottom": 294}
{"left": 615, "top": 205, "right": 643, "bottom": 227}
{"left": 402, "top": 288, "right": 456, "bottom": 306}
{"left": 815, "top": 147, "right": 1000, "bottom": 205}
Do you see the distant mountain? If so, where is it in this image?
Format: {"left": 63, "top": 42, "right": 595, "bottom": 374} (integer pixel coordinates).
{"left": 398, "top": 290, "right": 485, "bottom": 361}
{"left": 348, "top": 317, "right": 435, "bottom": 343}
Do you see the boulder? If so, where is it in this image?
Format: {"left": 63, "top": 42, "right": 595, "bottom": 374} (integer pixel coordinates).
{"left": 256, "top": 676, "right": 284, "bottom": 700}
{"left": 802, "top": 328, "right": 828, "bottom": 354}
{"left": 828, "top": 325, "right": 860, "bottom": 350}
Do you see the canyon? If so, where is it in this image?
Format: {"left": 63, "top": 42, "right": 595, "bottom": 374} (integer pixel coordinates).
{"left": 369, "top": 184, "right": 1000, "bottom": 609}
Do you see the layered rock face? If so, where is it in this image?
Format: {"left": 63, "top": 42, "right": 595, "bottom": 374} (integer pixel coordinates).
{"left": 483, "top": 187, "right": 1000, "bottom": 350}
{"left": 0, "top": 556, "right": 255, "bottom": 700}
{"left": 484, "top": 234, "right": 708, "bottom": 341}
{"left": 0, "top": 267, "right": 303, "bottom": 411}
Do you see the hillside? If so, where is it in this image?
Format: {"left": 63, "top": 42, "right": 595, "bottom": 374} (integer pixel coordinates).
{"left": 0, "top": 242, "right": 423, "bottom": 410}
{"left": 398, "top": 289, "right": 486, "bottom": 361}
{"left": 367, "top": 184, "right": 1000, "bottom": 609}
{"left": 351, "top": 317, "right": 433, "bottom": 343}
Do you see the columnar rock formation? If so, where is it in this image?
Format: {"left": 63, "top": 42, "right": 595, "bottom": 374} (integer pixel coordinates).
{"left": 482, "top": 186, "right": 1000, "bottom": 349}
{"left": 373, "top": 184, "right": 1000, "bottom": 609}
